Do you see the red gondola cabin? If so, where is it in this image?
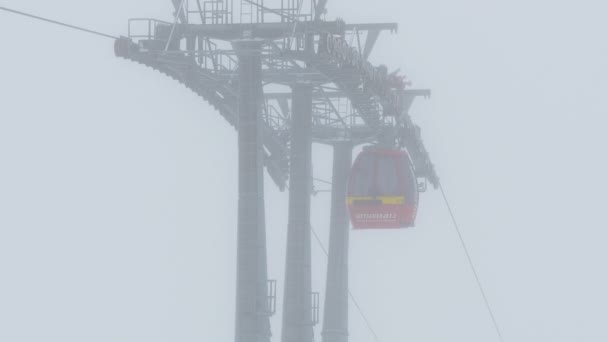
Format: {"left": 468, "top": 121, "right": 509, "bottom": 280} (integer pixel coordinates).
{"left": 347, "top": 148, "right": 419, "bottom": 229}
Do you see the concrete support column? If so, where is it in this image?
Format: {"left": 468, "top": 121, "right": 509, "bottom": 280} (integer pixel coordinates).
{"left": 322, "top": 142, "right": 353, "bottom": 342}
{"left": 233, "top": 40, "right": 272, "bottom": 342}
{"left": 281, "top": 83, "right": 314, "bottom": 342}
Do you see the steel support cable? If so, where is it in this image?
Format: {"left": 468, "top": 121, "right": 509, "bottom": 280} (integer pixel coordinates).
{"left": 0, "top": 6, "right": 118, "bottom": 40}
{"left": 439, "top": 183, "right": 505, "bottom": 342}
{"left": 165, "top": 0, "right": 186, "bottom": 51}
{"left": 310, "top": 227, "right": 383, "bottom": 342}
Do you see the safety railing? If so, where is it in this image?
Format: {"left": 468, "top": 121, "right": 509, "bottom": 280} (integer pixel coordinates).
{"left": 127, "top": 18, "right": 172, "bottom": 41}
{"left": 186, "top": 0, "right": 234, "bottom": 25}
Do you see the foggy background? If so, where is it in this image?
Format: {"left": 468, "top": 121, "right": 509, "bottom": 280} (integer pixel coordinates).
{"left": 1, "top": 0, "right": 607, "bottom": 341}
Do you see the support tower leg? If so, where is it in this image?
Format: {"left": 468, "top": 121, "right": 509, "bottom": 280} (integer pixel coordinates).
{"left": 281, "top": 83, "right": 314, "bottom": 342}
{"left": 322, "top": 142, "right": 353, "bottom": 342}
{"left": 233, "top": 40, "right": 272, "bottom": 342}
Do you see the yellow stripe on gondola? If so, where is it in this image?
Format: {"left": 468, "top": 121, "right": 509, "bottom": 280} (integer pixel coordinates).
{"left": 346, "top": 196, "right": 374, "bottom": 205}
{"left": 347, "top": 196, "right": 405, "bottom": 205}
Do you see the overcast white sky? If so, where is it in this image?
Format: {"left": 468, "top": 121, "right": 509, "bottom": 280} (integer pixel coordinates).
{"left": 1, "top": 1, "right": 607, "bottom": 341}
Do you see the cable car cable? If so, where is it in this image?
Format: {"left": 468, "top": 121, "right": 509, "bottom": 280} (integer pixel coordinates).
{"left": 311, "top": 226, "right": 383, "bottom": 342}
{"left": 439, "top": 183, "right": 505, "bottom": 342}
{"left": 0, "top": 6, "right": 119, "bottom": 40}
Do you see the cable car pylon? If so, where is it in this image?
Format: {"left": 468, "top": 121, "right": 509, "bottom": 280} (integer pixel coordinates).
{"left": 1, "top": 2, "right": 446, "bottom": 342}
{"left": 112, "top": 2, "right": 439, "bottom": 342}
{"left": 1, "top": 3, "right": 511, "bottom": 342}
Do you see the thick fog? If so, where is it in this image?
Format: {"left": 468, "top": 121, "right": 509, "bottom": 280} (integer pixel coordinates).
{"left": 1, "top": 0, "right": 607, "bottom": 341}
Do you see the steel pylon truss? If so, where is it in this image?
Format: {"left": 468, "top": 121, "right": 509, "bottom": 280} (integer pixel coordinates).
{"left": 116, "top": 0, "right": 438, "bottom": 189}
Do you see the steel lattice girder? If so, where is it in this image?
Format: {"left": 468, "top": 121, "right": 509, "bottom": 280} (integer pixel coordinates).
{"left": 115, "top": 12, "right": 438, "bottom": 189}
